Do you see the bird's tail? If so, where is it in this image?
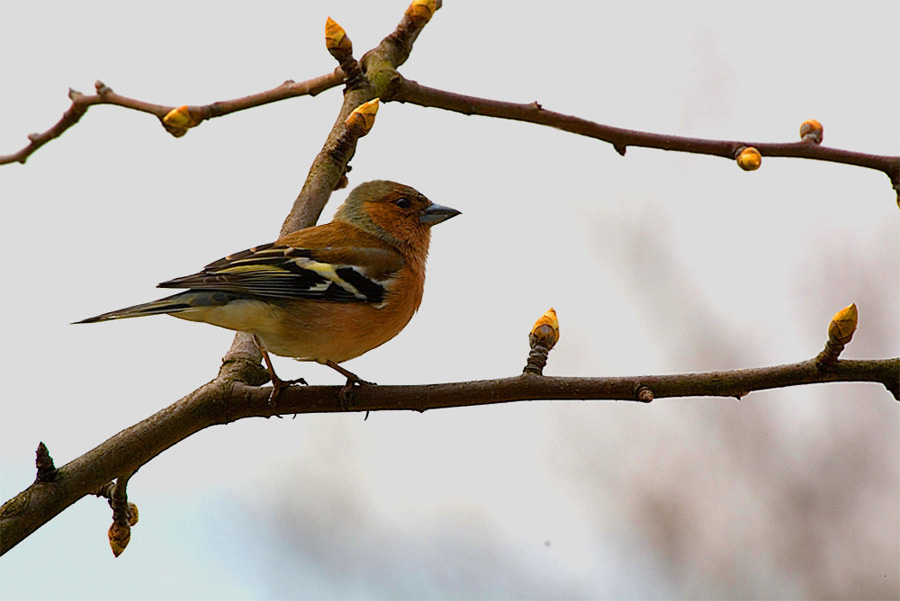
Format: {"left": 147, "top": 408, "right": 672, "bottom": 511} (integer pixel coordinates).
{"left": 74, "top": 291, "right": 226, "bottom": 324}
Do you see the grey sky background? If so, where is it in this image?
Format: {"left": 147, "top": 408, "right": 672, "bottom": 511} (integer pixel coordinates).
{"left": 2, "top": 1, "right": 898, "bottom": 599}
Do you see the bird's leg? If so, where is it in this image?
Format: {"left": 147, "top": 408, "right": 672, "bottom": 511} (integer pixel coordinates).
{"left": 322, "top": 359, "right": 375, "bottom": 387}
{"left": 321, "top": 359, "right": 375, "bottom": 410}
{"left": 258, "top": 342, "right": 307, "bottom": 405}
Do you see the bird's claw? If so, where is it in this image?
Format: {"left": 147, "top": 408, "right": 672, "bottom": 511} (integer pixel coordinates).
{"left": 338, "top": 376, "right": 375, "bottom": 411}
{"left": 267, "top": 376, "right": 308, "bottom": 406}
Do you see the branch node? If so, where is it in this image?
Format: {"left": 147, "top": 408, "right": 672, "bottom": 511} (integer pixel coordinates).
{"left": 614, "top": 144, "right": 627, "bottom": 156}
{"left": 34, "top": 442, "right": 58, "bottom": 483}
{"left": 94, "top": 80, "right": 112, "bottom": 97}
{"left": 382, "top": 71, "right": 407, "bottom": 101}
{"left": 887, "top": 379, "right": 900, "bottom": 401}
{"left": 633, "top": 384, "right": 654, "bottom": 403}
{"left": 94, "top": 481, "right": 116, "bottom": 500}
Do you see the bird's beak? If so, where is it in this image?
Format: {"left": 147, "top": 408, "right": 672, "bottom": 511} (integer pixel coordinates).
{"left": 419, "top": 203, "right": 461, "bottom": 225}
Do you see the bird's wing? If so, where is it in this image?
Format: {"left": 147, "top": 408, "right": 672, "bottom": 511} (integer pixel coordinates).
{"left": 157, "top": 241, "right": 405, "bottom": 304}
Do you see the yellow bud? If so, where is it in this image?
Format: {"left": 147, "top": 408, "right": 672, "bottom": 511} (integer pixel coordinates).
{"left": 406, "top": 0, "right": 437, "bottom": 25}
{"left": 344, "top": 98, "right": 380, "bottom": 137}
{"left": 162, "top": 105, "right": 202, "bottom": 138}
{"left": 163, "top": 105, "right": 195, "bottom": 129}
{"left": 530, "top": 308, "right": 560, "bottom": 350}
{"left": 127, "top": 503, "right": 140, "bottom": 527}
{"left": 799, "top": 119, "right": 824, "bottom": 144}
{"left": 736, "top": 146, "right": 762, "bottom": 171}
{"left": 325, "top": 17, "right": 352, "bottom": 55}
{"left": 828, "top": 303, "right": 858, "bottom": 345}
{"left": 108, "top": 521, "right": 131, "bottom": 557}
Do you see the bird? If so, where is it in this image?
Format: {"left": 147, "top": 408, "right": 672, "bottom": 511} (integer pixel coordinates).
{"left": 76, "top": 180, "right": 460, "bottom": 400}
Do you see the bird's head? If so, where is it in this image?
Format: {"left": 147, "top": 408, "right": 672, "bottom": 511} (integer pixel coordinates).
{"left": 335, "top": 180, "right": 461, "bottom": 253}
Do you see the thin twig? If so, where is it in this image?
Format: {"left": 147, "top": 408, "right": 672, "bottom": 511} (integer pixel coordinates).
{"left": 390, "top": 77, "right": 900, "bottom": 196}
{"left": 0, "top": 71, "right": 345, "bottom": 165}
{"left": 6, "top": 53, "right": 897, "bottom": 201}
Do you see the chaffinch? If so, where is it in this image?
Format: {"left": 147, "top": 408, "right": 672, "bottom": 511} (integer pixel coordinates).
{"left": 78, "top": 180, "right": 460, "bottom": 393}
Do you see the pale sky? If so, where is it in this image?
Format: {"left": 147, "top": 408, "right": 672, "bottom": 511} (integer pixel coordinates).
{"left": 2, "top": 1, "right": 898, "bottom": 599}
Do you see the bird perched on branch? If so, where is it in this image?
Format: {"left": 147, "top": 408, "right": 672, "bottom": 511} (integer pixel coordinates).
{"left": 77, "top": 180, "right": 461, "bottom": 399}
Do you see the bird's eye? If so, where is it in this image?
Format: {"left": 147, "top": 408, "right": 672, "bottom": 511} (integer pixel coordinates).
{"left": 394, "top": 197, "right": 411, "bottom": 209}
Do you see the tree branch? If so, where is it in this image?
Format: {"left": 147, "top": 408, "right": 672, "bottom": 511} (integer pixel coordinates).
{"left": 0, "top": 2, "right": 441, "bottom": 169}
{"left": 260, "top": 359, "right": 900, "bottom": 413}
{"left": 5, "top": 2, "right": 897, "bottom": 204}
{"left": 0, "top": 72, "right": 345, "bottom": 165}
{"left": 389, "top": 77, "right": 900, "bottom": 198}
{"left": 279, "top": 0, "right": 442, "bottom": 233}
{"left": 2, "top": 354, "right": 895, "bottom": 554}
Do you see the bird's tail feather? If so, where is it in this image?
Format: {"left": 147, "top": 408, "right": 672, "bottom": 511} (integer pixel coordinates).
{"left": 74, "top": 291, "right": 226, "bottom": 324}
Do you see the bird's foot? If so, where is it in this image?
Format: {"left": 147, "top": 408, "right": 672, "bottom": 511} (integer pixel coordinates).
{"left": 257, "top": 344, "right": 308, "bottom": 406}
{"left": 338, "top": 374, "right": 375, "bottom": 411}
{"left": 267, "top": 375, "right": 309, "bottom": 406}
{"left": 320, "top": 359, "right": 375, "bottom": 411}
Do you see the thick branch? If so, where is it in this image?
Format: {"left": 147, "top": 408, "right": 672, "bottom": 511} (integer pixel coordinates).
{"left": 390, "top": 77, "right": 900, "bottom": 196}
{"left": 0, "top": 380, "right": 227, "bottom": 555}
{"left": 2, "top": 355, "right": 896, "bottom": 554}
{"left": 279, "top": 4, "right": 442, "bottom": 234}
{"left": 277, "top": 83, "right": 376, "bottom": 234}
{"left": 268, "top": 358, "right": 900, "bottom": 411}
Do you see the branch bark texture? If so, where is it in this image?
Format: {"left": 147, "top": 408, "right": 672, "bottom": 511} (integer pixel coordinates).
{"left": 2, "top": 356, "right": 896, "bottom": 554}
{"left": 390, "top": 77, "right": 900, "bottom": 194}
